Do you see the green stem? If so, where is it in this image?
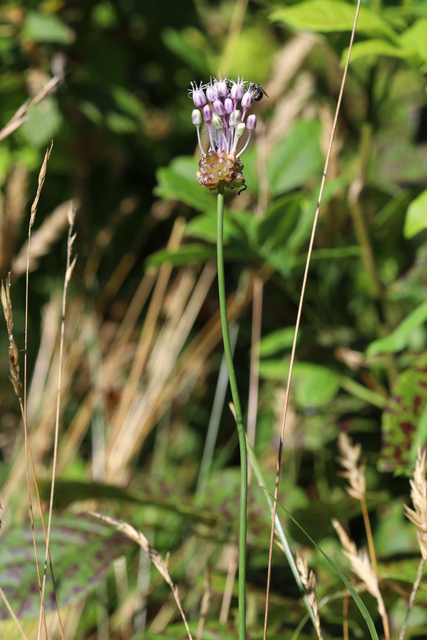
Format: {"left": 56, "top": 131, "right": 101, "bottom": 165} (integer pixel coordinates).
{"left": 216, "top": 184, "right": 247, "bottom": 639}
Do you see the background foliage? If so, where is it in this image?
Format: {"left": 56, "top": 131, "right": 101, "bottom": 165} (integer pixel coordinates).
{"left": 1, "top": 0, "right": 427, "bottom": 638}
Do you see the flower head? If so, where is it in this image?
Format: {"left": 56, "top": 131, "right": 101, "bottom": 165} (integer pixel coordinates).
{"left": 189, "top": 74, "right": 260, "bottom": 192}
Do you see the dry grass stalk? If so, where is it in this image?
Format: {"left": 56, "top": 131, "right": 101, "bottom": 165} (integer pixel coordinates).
{"left": 332, "top": 519, "right": 390, "bottom": 640}
{"left": 294, "top": 548, "right": 323, "bottom": 640}
{"left": 398, "top": 446, "right": 427, "bottom": 640}
{"left": 0, "top": 164, "right": 29, "bottom": 276}
{"left": 1, "top": 273, "right": 22, "bottom": 398}
{"left": 337, "top": 432, "right": 366, "bottom": 501}
{"left": 12, "top": 200, "right": 74, "bottom": 279}
{"left": 40, "top": 207, "right": 76, "bottom": 636}
{"left": 0, "top": 74, "right": 63, "bottom": 142}
{"left": 1, "top": 274, "right": 48, "bottom": 636}
{"left": 405, "top": 445, "right": 427, "bottom": 561}
{"left": 90, "top": 511, "right": 193, "bottom": 640}
{"left": 337, "top": 432, "right": 378, "bottom": 577}
{"left": 0, "top": 586, "right": 29, "bottom": 640}
{"left": 196, "top": 563, "right": 211, "bottom": 640}
{"left": 263, "top": 3, "right": 363, "bottom": 635}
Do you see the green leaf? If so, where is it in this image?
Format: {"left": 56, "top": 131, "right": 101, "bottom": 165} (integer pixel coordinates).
{"left": 20, "top": 98, "right": 62, "bottom": 147}
{"left": 400, "top": 18, "right": 427, "bottom": 64}
{"left": 259, "top": 360, "right": 341, "bottom": 407}
{"left": 342, "top": 39, "right": 412, "bottom": 65}
{"left": 258, "top": 327, "right": 298, "bottom": 357}
{"left": 155, "top": 156, "right": 215, "bottom": 213}
{"left": 268, "top": 121, "right": 323, "bottom": 196}
{"left": 404, "top": 189, "right": 427, "bottom": 238}
{"left": 22, "top": 11, "right": 75, "bottom": 44}
{"left": 366, "top": 301, "right": 427, "bottom": 356}
{"left": 270, "top": 0, "right": 396, "bottom": 40}
{"left": 0, "top": 513, "right": 133, "bottom": 620}
{"left": 379, "top": 353, "right": 427, "bottom": 474}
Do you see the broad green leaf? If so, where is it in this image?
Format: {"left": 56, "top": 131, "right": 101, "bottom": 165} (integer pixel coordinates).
{"left": 268, "top": 121, "right": 323, "bottom": 196}
{"left": 256, "top": 194, "right": 301, "bottom": 249}
{"left": 39, "top": 478, "right": 217, "bottom": 524}
{"left": 259, "top": 360, "right": 341, "bottom": 406}
{"left": 400, "top": 18, "right": 427, "bottom": 64}
{"left": 22, "top": 11, "right": 75, "bottom": 44}
{"left": 0, "top": 513, "right": 133, "bottom": 620}
{"left": 21, "top": 98, "right": 62, "bottom": 147}
{"left": 155, "top": 156, "right": 215, "bottom": 213}
{"left": 404, "top": 189, "right": 427, "bottom": 238}
{"left": 258, "top": 327, "right": 298, "bottom": 357}
{"left": 270, "top": 0, "right": 396, "bottom": 40}
{"left": 366, "top": 301, "right": 427, "bottom": 356}
{"left": 342, "top": 39, "right": 412, "bottom": 65}
{"left": 379, "top": 353, "right": 427, "bottom": 474}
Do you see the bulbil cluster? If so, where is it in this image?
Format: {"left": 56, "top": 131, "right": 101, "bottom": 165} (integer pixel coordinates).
{"left": 189, "top": 75, "right": 265, "bottom": 192}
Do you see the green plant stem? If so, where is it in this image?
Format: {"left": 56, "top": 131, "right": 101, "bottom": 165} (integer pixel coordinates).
{"left": 216, "top": 183, "right": 247, "bottom": 640}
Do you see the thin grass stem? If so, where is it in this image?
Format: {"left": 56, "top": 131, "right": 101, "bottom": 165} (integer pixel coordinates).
{"left": 216, "top": 183, "right": 247, "bottom": 640}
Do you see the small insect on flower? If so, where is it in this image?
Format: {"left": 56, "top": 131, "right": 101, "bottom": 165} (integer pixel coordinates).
{"left": 249, "top": 83, "right": 269, "bottom": 102}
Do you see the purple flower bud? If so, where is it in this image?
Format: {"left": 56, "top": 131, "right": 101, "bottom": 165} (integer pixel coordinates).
{"left": 247, "top": 114, "right": 257, "bottom": 130}
{"left": 213, "top": 99, "right": 225, "bottom": 116}
{"left": 215, "top": 77, "right": 228, "bottom": 98}
{"left": 230, "top": 76, "right": 245, "bottom": 101}
{"left": 224, "top": 98, "right": 234, "bottom": 115}
{"left": 205, "top": 83, "right": 218, "bottom": 102}
{"left": 242, "top": 91, "right": 254, "bottom": 109}
{"left": 202, "top": 104, "right": 212, "bottom": 122}
{"left": 189, "top": 81, "right": 207, "bottom": 108}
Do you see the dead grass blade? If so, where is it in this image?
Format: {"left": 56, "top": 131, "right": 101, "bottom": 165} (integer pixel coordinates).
{"left": 0, "top": 75, "right": 63, "bottom": 142}
{"left": 263, "top": 2, "right": 363, "bottom": 638}
{"left": 90, "top": 511, "right": 193, "bottom": 640}
{"left": 332, "top": 519, "right": 390, "bottom": 640}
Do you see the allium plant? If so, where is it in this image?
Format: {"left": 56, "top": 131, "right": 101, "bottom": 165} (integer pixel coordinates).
{"left": 189, "top": 75, "right": 262, "bottom": 640}
{"left": 189, "top": 75, "right": 257, "bottom": 192}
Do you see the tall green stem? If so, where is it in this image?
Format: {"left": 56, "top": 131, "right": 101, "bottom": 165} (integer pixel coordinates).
{"left": 216, "top": 184, "right": 247, "bottom": 640}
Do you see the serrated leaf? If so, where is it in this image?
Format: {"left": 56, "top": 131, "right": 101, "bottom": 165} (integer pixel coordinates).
{"left": 0, "top": 513, "right": 133, "bottom": 620}
{"left": 366, "top": 301, "right": 427, "bottom": 356}
{"left": 404, "top": 189, "right": 427, "bottom": 238}
{"left": 379, "top": 353, "right": 427, "bottom": 474}
{"left": 270, "top": 0, "right": 396, "bottom": 40}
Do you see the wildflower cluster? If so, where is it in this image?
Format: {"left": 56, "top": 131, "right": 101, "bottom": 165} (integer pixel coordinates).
{"left": 189, "top": 75, "right": 259, "bottom": 192}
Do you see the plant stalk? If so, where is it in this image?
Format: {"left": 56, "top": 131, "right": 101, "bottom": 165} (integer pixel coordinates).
{"left": 216, "top": 184, "right": 247, "bottom": 639}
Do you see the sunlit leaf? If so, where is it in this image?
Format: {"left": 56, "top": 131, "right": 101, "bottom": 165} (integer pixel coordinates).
{"left": 270, "top": 0, "right": 396, "bottom": 39}
{"left": 404, "top": 189, "right": 427, "bottom": 238}
{"left": 22, "top": 11, "right": 75, "bottom": 44}
{"left": 366, "top": 301, "right": 427, "bottom": 356}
